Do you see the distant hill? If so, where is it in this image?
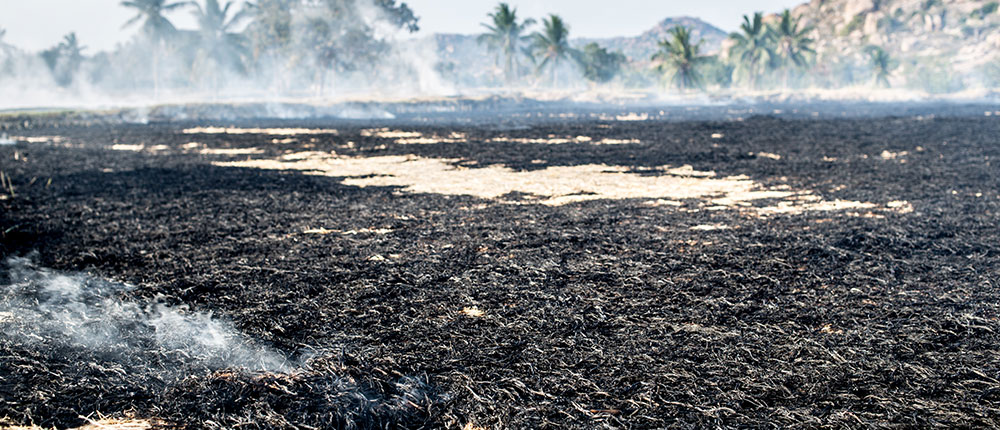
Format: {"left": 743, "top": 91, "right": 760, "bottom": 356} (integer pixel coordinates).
{"left": 786, "top": 0, "right": 1000, "bottom": 88}
{"left": 578, "top": 17, "right": 729, "bottom": 63}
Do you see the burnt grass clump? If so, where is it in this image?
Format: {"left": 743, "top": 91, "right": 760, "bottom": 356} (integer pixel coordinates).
{"left": 1, "top": 107, "right": 999, "bottom": 428}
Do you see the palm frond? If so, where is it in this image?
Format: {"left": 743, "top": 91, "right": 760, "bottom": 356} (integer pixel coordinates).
{"left": 479, "top": 2, "right": 536, "bottom": 83}
{"left": 653, "top": 26, "right": 710, "bottom": 90}
{"left": 122, "top": 13, "right": 145, "bottom": 29}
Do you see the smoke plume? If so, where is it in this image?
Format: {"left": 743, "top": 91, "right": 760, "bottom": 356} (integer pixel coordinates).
{"left": 0, "top": 256, "right": 441, "bottom": 428}
{"left": 0, "top": 256, "right": 290, "bottom": 373}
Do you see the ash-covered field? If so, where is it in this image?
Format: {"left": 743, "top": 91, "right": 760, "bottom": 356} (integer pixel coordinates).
{"left": 1, "top": 103, "right": 999, "bottom": 429}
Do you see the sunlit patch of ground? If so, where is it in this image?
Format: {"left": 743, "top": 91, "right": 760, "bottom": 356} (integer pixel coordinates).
{"left": 595, "top": 113, "right": 650, "bottom": 121}
{"left": 361, "top": 128, "right": 468, "bottom": 144}
{"left": 756, "top": 199, "right": 877, "bottom": 215}
{"left": 489, "top": 136, "right": 641, "bottom": 145}
{"left": 111, "top": 144, "right": 144, "bottom": 152}
{"left": 351, "top": 129, "right": 641, "bottom": 146}
{"left": 887, "top": 200, "right": 915, "bottom": 213}
{"left": 120, "top": 142, "right": 268, "bottom": 156}
{"left": 596, "top": 138, "right": 642, "bottom": 145}
{"left": 642, "top": 199, "right": 683, "bottom": 207}
{"left": 460, "top": 307, "right": 485, "bottom": 318}
{"left": 690, "top": 224, "right": 731, "bottom": 231}
{"left": 111, "top": 144, "right": 170, "bottom": 152}
{"left": 215, "top": 152, "right": 901, "bottom": 213}
{"left": 2, "top": 418, "right": 154, "bottom": 430}
{"left": 303, "top": 227, "right": 393, "bottom": 235}
{"left": 360, "top": 129, "right": 424, "bottom": 139}
{"left": 394, "top": 134, "right": 468, "bottom": 145}
{"left": 182, "top": 127, "right": 339, "bottom": 135}
{"left": 880, "top": 150, "right": 909, "bottom": 162}
{"left": 490, "top": 136, "right": 593, "bottom": 144}
{"left": 350, "top": 129, "right": 643, "bottom": 146}
{"left": 197, "top": 147, "right": 266, "bottom": 156}
{"left": 3, "top": 136, "right": 65, "bottom": 144}
{"left": 755, "top": 152, "right": 782, "bottom": 160}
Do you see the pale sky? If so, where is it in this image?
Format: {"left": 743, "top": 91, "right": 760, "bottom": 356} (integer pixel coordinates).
{"left": 0, "top": 0, "right": 803, "bottom": 52}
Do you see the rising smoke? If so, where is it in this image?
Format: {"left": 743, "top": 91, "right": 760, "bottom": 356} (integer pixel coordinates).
{"left": 1, "top": 0, "right": 999, "bottom": 112}
{"left": 0, "top": 256, "right": 290, "bottom": 373}
{"left": 0, "top": 256, "right": 440, "bottom": 427}
{"left": 0, "top": 0, "right": 452, "bottom": 111}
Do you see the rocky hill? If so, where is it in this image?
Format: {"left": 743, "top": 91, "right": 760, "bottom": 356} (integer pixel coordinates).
{"left": 788, "top": 0, "right": 1000, "bottom": 88}
{"left": 430, "top": 2, "right": 1000, "bottom": 91}
{"left": 578, "top": 17, "right": 728, "bottom": 63}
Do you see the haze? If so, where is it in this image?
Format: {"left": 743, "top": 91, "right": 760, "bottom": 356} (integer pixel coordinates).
{"left": 0, "top": 0, "right": 803, "bottom": 52}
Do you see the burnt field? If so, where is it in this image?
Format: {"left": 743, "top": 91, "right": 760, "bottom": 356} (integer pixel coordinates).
{"left": 1, "top": 104, "right": 999, "bottom": 429}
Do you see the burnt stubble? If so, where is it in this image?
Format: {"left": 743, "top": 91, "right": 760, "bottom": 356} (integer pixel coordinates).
{"left": 1, "top": 107, "right": 999, "bottom": 429}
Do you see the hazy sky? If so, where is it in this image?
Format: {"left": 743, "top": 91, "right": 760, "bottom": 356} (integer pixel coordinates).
{"left": 0, "top": 0, "right": 803, "bottom": 52}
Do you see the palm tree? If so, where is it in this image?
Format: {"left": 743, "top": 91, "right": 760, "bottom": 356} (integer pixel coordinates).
{"left": 61, "top": 33, "right": 86, "bottom": 66}
{"left": 652, "top": 26, "right": 711, "bottom": 91}
{"left": 189, "top": 0, "right": 249, "bottom": 92}
{"left": 191, "top": 0, "right": 246, "bottom": 44}
{"left": 0, "top": 28, "right": 11, "bottom": 58}
{"left": 771, "top": 9, "right": 814, "bottom": 88}
{"left": 531, "top": 14, "right": 575, "bottom": 87}
{"left": 40, "top": 33, "right": 87, "bottom": 87}
{"left": 866, "top": 46, "right": 893, "bottom": 88}
{"left": 241, "top": 0, "right": 294, "bottom": 54}
{"left": 121, "top": 0, "right": 188, "bottom": 97}
{"left": 574, "top": 42, "right": 626, "bottom": 85}
{"left": 122, "top": 0, "right": 187, "bottom": 41}
{"left": 477, "top": 3, "right": 535, "bottom": 84}
{"left": 300, "top": 16, "right": 381, "bottom": 96}
{"left": 728, "top": 12, "right": 775, "bottom": 89}
{"left": 241, "top": 0, "right": 298, "bottom": 92}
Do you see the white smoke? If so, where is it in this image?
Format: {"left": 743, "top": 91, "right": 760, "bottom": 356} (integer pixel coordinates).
{"left": 0, "top": 256, "right": 445, "bottom": 427}
{"left": 0, "top": 0, "right": 455, "bottom": 112}
{"left": 0, "top": 256, "right": 290, "bottom": 373}
{"left": 2, "top": 1, "right": 997, "bottom": 114}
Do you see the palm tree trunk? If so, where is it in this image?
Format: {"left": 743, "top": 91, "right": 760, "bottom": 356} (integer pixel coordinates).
{"left": 317, "top": 65, "right": 326, "bottom": 97}
{"left": 153, "top": 41, "right": 161, "bottom": 99}
{"left": 214, "top": 70, "right": 221, "bottom": 101}
{"left": 504, "top": 51, "right": 513, "bottom": 85}
{"left": 552, "top": 59, "right": 558, "bottom": 88}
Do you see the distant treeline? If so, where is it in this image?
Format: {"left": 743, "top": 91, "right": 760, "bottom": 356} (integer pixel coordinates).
{"left": 475, "top": 2, "right": 999, "bottom": 93}
{"left": 1, "top": 0, "right": 425, "bottom": 97}
{"left": 1, "top": 0, "right": 998, "bottom": 98}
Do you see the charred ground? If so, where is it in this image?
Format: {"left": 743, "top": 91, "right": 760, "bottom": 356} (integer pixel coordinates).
{"left": 1, "top": 106, "right": 999, "bottom": 429}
